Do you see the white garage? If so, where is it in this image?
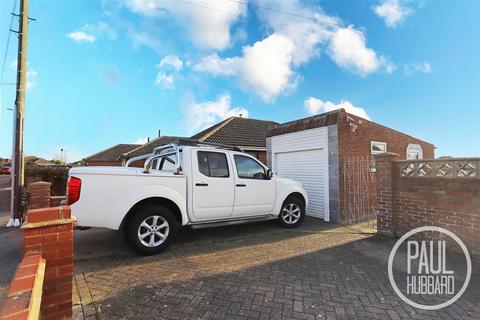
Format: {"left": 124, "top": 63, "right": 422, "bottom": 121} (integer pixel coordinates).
{"left": 269, "top": 127, "right": 330, "bottom": 221}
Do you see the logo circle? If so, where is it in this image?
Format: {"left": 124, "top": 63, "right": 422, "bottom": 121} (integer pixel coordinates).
{"left": 387, "top": 226, "right": 472, "bottom": 310}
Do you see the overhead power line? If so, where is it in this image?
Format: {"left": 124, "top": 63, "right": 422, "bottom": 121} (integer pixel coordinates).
{"left": 177, "top": 0, "right": 242, "bottom": 17}
{"left": 228, "top": 0, "right": 339, "bottom": 27}
{"left": 1, "top": 0, "right": 18, "bottom": 82}
{"left": 175, "top": 0, "right": 337, "bottom": 26}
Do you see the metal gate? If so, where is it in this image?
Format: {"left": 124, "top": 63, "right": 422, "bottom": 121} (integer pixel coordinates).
{"left": 342, "top": 156, "right": 377, "bottom": 230}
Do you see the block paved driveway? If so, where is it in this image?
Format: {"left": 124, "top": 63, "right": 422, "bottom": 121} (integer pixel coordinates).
{"left": 73, "top": 217, "right": 479, "bottom": 320}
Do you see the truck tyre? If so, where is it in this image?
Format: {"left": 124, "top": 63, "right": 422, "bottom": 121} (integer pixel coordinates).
{"left": 278, "top": 196, "right": 305, "bottom": 228}
{"left": 127, "top": 204, "right": 178, "bottom": 255}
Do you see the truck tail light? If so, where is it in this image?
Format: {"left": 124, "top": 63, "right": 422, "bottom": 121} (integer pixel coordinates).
{"left": 67, "top": 176, "right": 81, "bottom": 205}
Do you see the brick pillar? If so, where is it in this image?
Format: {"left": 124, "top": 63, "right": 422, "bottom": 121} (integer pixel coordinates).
{"left": 22, "top": 206, "right": 76, "bottom": 320}
{"left": 28, "top": 181, "right": 51, "bottom": 209}
{"left": 375, "top": 152, "right": 399, "bottom": 237}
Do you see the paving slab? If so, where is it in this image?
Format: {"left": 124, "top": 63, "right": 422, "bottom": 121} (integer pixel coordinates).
{"left": 71, "top": 218, "right": 480, "bottom": 319}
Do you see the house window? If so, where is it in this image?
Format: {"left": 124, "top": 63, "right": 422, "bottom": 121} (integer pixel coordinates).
{"left": 406, "top": 144, "right": 423, "bottom": 160}
{"left": 371, "top": 141, "right": 387, "bottom": 154}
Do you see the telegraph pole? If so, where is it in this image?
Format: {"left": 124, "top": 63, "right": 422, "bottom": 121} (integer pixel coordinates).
{"left": 9, "top": 0, "right": 29, "bottom": 226}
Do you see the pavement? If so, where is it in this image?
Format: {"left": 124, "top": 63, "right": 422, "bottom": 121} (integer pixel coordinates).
{"left": 71, "top": 218, "right": 480, "bottom": 320}
{"left": 0, "top": 175, "right": 11, "bottom": 226}
{"left": 0, "top": 228, "right": 23, "bottom": 303}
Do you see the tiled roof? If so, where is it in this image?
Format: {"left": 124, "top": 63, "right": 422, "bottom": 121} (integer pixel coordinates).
{"left": 267, "top": 109, "right": 343, "bottom": 137}
{"left": 122, "top": 136, "right": 187, "bottom": 159}
{"left": 191, "top": 117, "right": 279, "bottom": 148}
{"left": 84, "top": 144, "right": 140, "bottom": 162}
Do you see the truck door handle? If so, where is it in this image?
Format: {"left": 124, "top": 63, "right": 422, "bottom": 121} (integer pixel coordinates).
{"left": 236, "top": 184, "right": 246, "bottom": 187}
{"left": 195, "top": 183, "right": 209, "bottom": 186}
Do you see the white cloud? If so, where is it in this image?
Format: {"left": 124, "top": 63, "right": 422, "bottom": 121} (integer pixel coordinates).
{"left": 67, "top": 31, "right": 96, "bottom": 43}
{"left": 125, "top": 0, "right": 246, "bottom": 50}
{"left": 194, "top": 1, "right": 394, "bottom": 101}
{"left": 374, "top": 0, "right": 413, "bottom": 28}
{"left": 193, "top": 54, "right": 237, "bottom": 76}
{"left": 328, "top": 27, "right": 395, "bottom": 76}
{"left": 404, "top": 62, "right": 433, "bottom": 75}
{"left": 26, "top": 68, "right": 37, "bottom": 89}
{"left": 255, "top": 1, "right": 337, "bottom": 65}
{"left": 83, "top": 22, "right": 118, "bottom": 40}
{"left": 10, "top": 60, "right": 37, "bottom": 89}
{"left": 158, "top": 55, "right": 183, "bottom": 71}
{"left": 154, "top": 72, "right": 174, "bottom": 89}
{"left": 133, "top": 137, "right": 148, "bottom": 144}
{"left": 154, "top": 55, "right": 183, "bottom": 89}
{"left": 182, "top": 93, "right": 249, "bottom": 133}
{"left": 304, "top": 97, "right": 371, "bottom": 120}
{"left": 194, "top": 34, "right": 297, "bottom": 102}
{"left": 128, "top": 29, "right": 161, "bottom": 52}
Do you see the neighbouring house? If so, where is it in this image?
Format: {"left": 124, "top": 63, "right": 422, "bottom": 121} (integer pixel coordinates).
{"left": 24, "top": 156, "right": 54, "bottom": 166}
{"left": 266, "top": 108, "right": 434, "bottom": 223}
{"left": 190, "top": 116, "right": 279, "bottom": 164}
{"left": 121, "top": 136, "right": 188, "bottom": 167}
{"left": 119, "top": 116, "right": 278, "bottom": 166}
{"left": 83, "top": 144, "right": 140, "bottom": 166}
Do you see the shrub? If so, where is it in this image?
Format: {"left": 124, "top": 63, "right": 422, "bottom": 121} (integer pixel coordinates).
{"left": 25, "top": 164, "right": 70, "bottom": 196}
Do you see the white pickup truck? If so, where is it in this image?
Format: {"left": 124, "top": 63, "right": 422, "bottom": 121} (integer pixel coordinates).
{"left": 68, "top": 140, "right": 308, "bottom": 255}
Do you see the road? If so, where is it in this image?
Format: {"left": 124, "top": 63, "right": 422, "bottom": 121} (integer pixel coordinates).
{"left": 0, "top": 175, "right": 11, "bottom": 224}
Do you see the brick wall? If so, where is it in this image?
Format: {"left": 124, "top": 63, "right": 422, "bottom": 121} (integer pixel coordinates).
{"left": 27, "top": 181, "right": 65, "bottom": 210}
{"left": 0, "top": 254, "right": 45, "bottom": 320}
{"left": 28, "top": 182, "right": 51, "bottom": 210}
{"left": 1, "top": 206, "right": 75, "bottom": 320}
{"left": 376, "top": 155, "right": 480, "bottom": 256}
{"left": 257, "top": 151, "right": 267, "bottom": 165}
{"left": 337, "top": 112, "right": 434, "bottom": 222}
{"left": 337, "top": 112, "right": 434, "bottom": 160}
{"left": 23, "top": 206, "right": 75, "bottom": 319}
{"left": 374, "top": 153, "right": 398, "bottom": 236}
{"left": 49, "top": 196, "right": 65, "bottom": 207}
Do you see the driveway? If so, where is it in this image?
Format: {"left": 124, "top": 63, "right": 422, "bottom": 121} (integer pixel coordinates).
{"left": 72, "top": 218, "right": 480, "bottom": 320}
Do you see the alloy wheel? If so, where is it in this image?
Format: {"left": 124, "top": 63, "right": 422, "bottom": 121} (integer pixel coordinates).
{"left": 281, "top": 203, "right": 301, "bottom": 224}
{"left": 137, "top": 215, "right": 170, "bottom": 247}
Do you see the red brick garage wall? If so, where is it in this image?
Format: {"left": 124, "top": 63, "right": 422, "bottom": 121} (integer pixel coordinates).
{"left": 337, "top": 112, "right": 434, "bottom": 160}
{"left": 337, "top": 111, "right": 435, "bottom": 222}
{"left": 257, "top": 151, "right": 267, "bottom": 165}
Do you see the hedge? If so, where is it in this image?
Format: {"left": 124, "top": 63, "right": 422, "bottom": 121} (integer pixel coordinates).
{"left": 25, "top": 164, "right": 70, "bottom": 196}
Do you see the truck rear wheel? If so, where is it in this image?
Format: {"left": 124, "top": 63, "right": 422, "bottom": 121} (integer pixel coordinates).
{"left": 127, "top": 204, "right": 178, "bottom": 255}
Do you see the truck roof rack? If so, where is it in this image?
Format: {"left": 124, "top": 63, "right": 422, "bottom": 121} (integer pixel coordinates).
{"left": 125, "top": 139, "right": 243, "bottom": 168}
{"left": 174, "top": 138, "right": 244, "bottom": 152}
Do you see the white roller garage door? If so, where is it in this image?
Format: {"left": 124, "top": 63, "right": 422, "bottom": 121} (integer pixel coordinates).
{"left": 271, "top": 127, "right": 329, "bottom": 221}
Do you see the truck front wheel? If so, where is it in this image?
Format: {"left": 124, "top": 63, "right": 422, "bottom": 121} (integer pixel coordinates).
{"left": 278, "top": 196, "right": 305, "bottom": 228}
{"left": 127, "top": 204, "right": 178, "bottom": 255}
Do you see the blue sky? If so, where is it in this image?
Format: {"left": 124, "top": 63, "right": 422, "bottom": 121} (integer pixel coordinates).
{"left": 0, "top": 0, "right": 479, "bottom": 162}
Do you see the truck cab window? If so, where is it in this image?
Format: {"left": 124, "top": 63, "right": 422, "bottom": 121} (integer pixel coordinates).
{"left": 234, "top": 155, "right": 266, "bottom": 179}
{"left": 197, "top": 151, "right": 229, "bottom": 178}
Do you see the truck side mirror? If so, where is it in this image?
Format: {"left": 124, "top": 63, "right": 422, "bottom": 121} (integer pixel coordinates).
{"left": 266, "top": 169, "right": 273, "bottom": 180}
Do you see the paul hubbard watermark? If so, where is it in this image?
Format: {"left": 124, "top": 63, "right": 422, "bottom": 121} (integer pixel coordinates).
{"left": 388, "top": 226, "right": 472, "bottom": 310}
